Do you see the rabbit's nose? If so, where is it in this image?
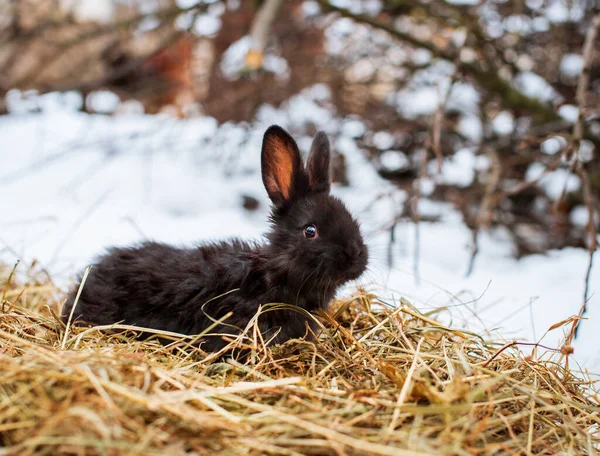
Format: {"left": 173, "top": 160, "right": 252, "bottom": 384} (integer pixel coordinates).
{"left": 346, "top": 242, "right": 364, "bottom": 260}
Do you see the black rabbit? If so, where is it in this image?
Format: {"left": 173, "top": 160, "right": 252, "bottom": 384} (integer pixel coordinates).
{"left": 61, "top": 125, "right": 368, "bottom": 352}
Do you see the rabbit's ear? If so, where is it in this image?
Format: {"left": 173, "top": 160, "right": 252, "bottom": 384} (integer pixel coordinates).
{"left": 261, "top": 126, "right": 306, "bottom": 206}
{"left": 307, "top": 131, "right": 331, "bottom": 194}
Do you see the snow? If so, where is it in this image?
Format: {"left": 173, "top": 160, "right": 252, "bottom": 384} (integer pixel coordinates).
{"left": 379, "top": 150, "right": 409, "bottom": 171}
{"left": 540, "top": 136, "right": 567, "bottom": 155}
{"left": 411, "top": 49, "right": 433, "bottom": 66}
{"left": 301, "top": 1, "right": 322, "bottom": 18}
{"left": 570, "top": 205, "right": 597, "bottom": 228}
{"left": 86, "top": 91, "right": 121, "bottom": 114}
{"left": 447, "top": 82, "right": 481, "bottom": 115}
{"left": 220, "top": 36, "right": 253, "bottom": 78}
{"left": 504, "top": 15, "right": 532, "bottom": 35}
{"left": 1, "top": 88, "right": 599, "bottom": 376}
{"left": 372, "top": 131, "right": 395, "bottom": 150}
{"left": 326, "top": 17, "right": 356, "bottom": 39}
{"left": 138, "top": 16, "right": 161, "bottom": 33}
{"left": 193, "top": 14, "right": 222, "bottom": 37}
{"left": 560, "top": 54, "right": 584, "bottom": 78}
{"left": 458, "top": 116, "right": 483, "bottom": 143}
{"left": 544, "top": 0, "right": 584, "bottom": 24}
{"left": 526, "top": 162, "right": 581, "bottom": 199}
{"left": 558, "top": 104, "right": 579, "bottom": 123}
{"left": 545, "top": 0, "right": 569, "bottom": 23}
{"left": 515, "top": 72, "right": 559, "bottom": 103}
{"left": 526, "top": 0, "right": 544, "bottom": 9}
{"left": 59, "top": 0, "right": 114, "bottom": 23}
{"left": 435, "top": 148, "right": 476, "bottom": 187}
{"left": 175, "top": 10, "right": 198, "bottom": 30}
{"left": 396, "top": 88, "right": 440, "bottom": 118}
{"left": 532, "top": 16, "right": 550, "bottom": 32}
{"left": 6, "top": 90, "right": 84, "bottom": 114}
{"left": 330, "top": 0, "right": 353, "bottom": 9}
{"left": 262, "top": 55, "right": 290, "bottom": 81}
{"left": 492, "top": 111, "right": 515, "bottom": 136}
{"left": 340, "top": 119, "right": 366, "bottom": 138}
{"left": 579, "top": 140, "right": 595, "bottom": 163}
{"left": 360, "top": 0, "right": 383, "bottom": 16}
{"left": 460, "top": 47, "right": 479, "bottom": 63}
{"left": 345, "top": 60, "right": 377, "bottom": 83}
{"left": 517, "top": 54, "right": 535, "bottom": 72}
{"left": 177, "top": 0, "right": 203, "bottom": 8}
{"left": 208, "top": 2, "right": 226, "bottom": 16}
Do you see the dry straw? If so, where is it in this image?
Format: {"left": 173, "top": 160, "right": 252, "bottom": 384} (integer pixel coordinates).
{"left": 0, "top": 263, "right": 598, "bottom": 455}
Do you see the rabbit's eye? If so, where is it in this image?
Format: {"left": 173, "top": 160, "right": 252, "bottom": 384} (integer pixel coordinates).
{"left": 303, "top": 224, "right": 318, "bottom": 239}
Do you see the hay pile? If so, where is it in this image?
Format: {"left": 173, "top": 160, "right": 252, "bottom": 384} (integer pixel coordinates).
{"left": 1, "top": 263, "right": 599, "bottom": 455}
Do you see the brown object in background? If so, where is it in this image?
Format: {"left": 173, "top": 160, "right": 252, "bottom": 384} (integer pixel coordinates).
{"left": 202, "top": 1, "right": 327, "bottom": 123}
{"left": 105, "top": 34, "right": 196, "bottom": 116}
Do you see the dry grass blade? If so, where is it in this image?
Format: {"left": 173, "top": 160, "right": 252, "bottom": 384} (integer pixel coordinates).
{"left": 0, "top": 265, "right": 598, "bottom": 455}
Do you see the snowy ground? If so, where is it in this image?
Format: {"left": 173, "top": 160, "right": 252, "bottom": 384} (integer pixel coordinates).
{"left": 1, "top": 88, "right": 598, "bottom": 376}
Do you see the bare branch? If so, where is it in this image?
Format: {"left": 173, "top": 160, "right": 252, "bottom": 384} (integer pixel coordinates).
{"left": 467, "top": 147, "right": 501, "bottom": 276}
{"left": 431, "top": 71, "right": 459, "bottom": 174}
{"left": 571, "top": 164, "right": 598, "bottom": 340}
{"left": 411, "top": 148, "right": 429, "bottom": 285}
{"left": 564, "top": 13, "right": 600, "bottom": 340}
{"left": 246, "top": 0, "right": 285, "bottom": 70}
{"left": 570, "top": 13, "right": 600, "bottom": 160}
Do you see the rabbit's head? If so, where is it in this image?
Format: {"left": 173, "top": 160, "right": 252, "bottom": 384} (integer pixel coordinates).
{"left": 261, "top": 125, "right": 368, "bottom": 290}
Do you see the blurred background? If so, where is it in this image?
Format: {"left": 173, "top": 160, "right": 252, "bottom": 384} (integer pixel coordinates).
{"left": 0, "top": 0, "right": 599, "bottom": 370}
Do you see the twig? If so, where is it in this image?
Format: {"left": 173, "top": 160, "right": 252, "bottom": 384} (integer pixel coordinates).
{"left": 572, "top": 164, "right": 597, "bottom": 340}
{"left": 493, "top": 157, "right": 562, "bottom": 202}
{"left": 466, "top": 98, "right": 493, "bottom": 276}
{"left": 1, "top": 260, "right": 20, "bottom": 310}
{"left": 467, "top": 147, "right": 501, "bottom": 276}
{"left": 246, "top": 0, "right": 285, "bottom": 69}
{"left": 388, "top": 337, "right": 424, "bottom": 432}
{"left": 553, "top": 158, "right": 578, "bottom": 211}
{"left": 567, "top": 13, "right": 600, "bottom": 340}
{"left": 411, "top": 148, "right": 428, "bottom": 285}
{"left": 569, "top": 13, "right": 600, "bottom": 161}
{"left": 61, "top": 265, "right": 92, "bottom": 350}
{"left": 399, "top": 304, "right": 468, "bottom": 340}
{"left": 387, "top": 214, "right": 398, "bottom": 269}
{"left": 431, "top": 72, "right": 460, "bottom": 173}
{"left": 481, "top": 340, "right": 561, "bottom": 368}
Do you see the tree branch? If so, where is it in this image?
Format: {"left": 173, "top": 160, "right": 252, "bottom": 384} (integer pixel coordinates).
{"left": 571, "top": 13, "right": 600, "bottom": 159}
{"left": 246, "top": 0, "right": 285, "bottom": 70}
{"left": 317, "top": 0, "right": 562, "bottom": 124}
{"left": 566, "top": 13, "right": 600, "bottom": 341}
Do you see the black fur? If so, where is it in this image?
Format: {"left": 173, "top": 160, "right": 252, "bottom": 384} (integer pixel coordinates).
{"left": 61, "top": 126, "right": 368, "bottom": 352}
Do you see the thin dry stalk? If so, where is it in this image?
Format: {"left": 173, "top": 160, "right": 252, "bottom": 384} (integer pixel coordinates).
{"left": 467, "top": 147, "right": 502, "bottom": 277}
{"left": 61, "top": 265, "right": 91, "bottom": 349}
